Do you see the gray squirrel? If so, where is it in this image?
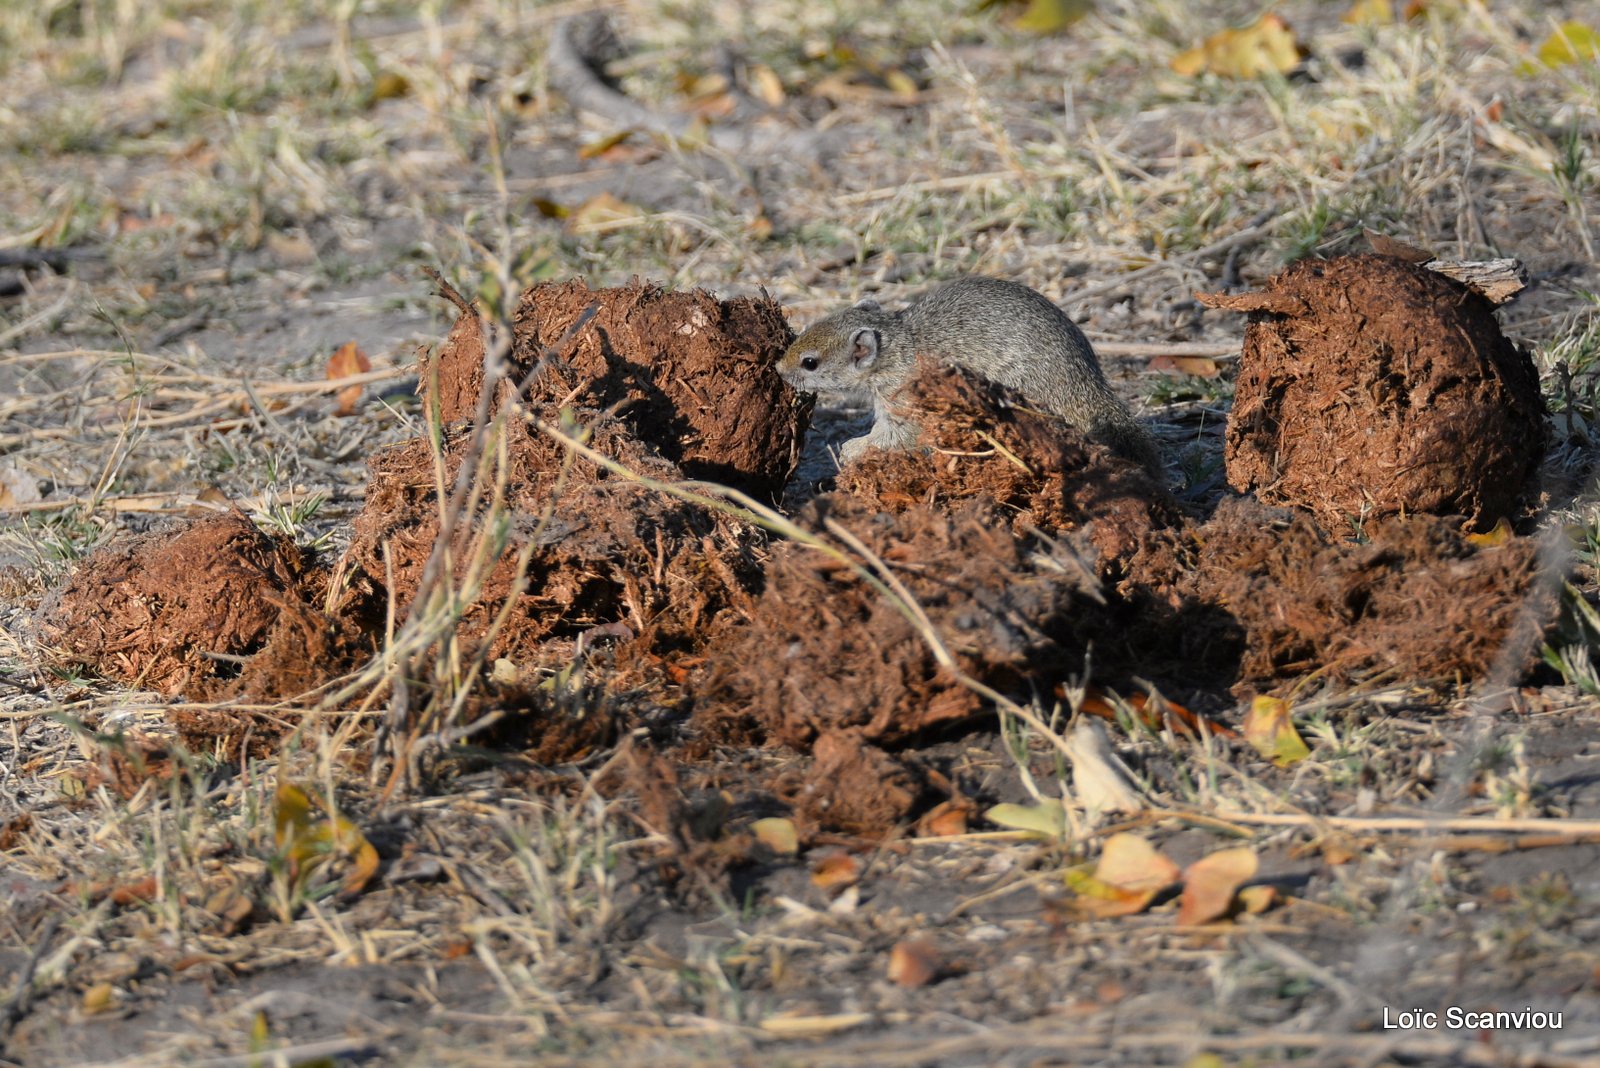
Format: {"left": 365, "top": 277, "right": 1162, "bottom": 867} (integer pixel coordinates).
{"left": 778, "top": 276, "right": 1161, "bottom": 472}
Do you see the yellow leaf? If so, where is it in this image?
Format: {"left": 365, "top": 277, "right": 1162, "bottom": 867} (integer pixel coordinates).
{"left": 750, "top": 64, "right": 786, "bottom": 107}
{"left": 568, "top": 192, "right": 645, "bottom": 231}
{"left": 1063, "top": 868, "right": 1161, "bottom": 918}
{"left": 1063, "top": 833, "right": 1181, "bottom": 918}
{"left": 985, "top": 800, "right": 1066, "bottom": 838}
{"left": 1342, "top": 0, "right": 1393, "bottom": 25}
{"left": 1011, "top": 0, "right": 1095, "bottom": 35}
{"left": 1535, "top": 21, "right": 1600, "bottom": 68}
{"left": 1185, "top": 1055, "right": 1229, "bottom": 1068}
{"left": 274, "top": 782, "right": 316, "bottom": 852}
{"left": 1095, "top": 832, "right": 1182, "bottom": 890}
{"left": 578, "top": 130, "right": 633, "bottom": 161}
{"left": 370, "top": 70, "right": 410, "bottom": 101}
{"left": 1243, "top": 695, "right": 1311, "bottom": 766}
{"left": 1177, "top": 846, "right": 1258, "bottom": 925}
{"left": 273, "top": 782, "right": 377, "bottom": 898}
{"left": 1466, "top": 517, "right": 1513, "bottom": 548}
{"left": 82, "top": 982, "right": 115, "bottom": 1014}
{"left": 1238, "top": 884, "right": 1279, "bottom": 914}
{"left": 882, "top": 69, "right": 920, "bottom": 99}
{"left": 751, "top": 817, "right": 799, "bottom": 855}
{"left": 1171, "top": 14, "right": 1306, "bottom": 79}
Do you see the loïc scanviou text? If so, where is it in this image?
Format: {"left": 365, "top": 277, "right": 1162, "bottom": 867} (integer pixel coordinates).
{"left": 1382, "top": 1006, "right": 1562, "bottom": 1030}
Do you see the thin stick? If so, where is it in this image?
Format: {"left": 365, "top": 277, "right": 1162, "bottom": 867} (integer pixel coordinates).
{"left": 1167, "top": 807, "right": 1600, "bottom": 836}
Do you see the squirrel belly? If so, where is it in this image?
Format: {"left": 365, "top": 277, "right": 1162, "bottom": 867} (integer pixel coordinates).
{"left": 779, "top": 276, "right": 1162, "bottom": 474}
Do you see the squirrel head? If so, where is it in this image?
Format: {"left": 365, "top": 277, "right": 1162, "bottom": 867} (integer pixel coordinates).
{"left": 778, "top": 298, "right": 896, "bottom": 396}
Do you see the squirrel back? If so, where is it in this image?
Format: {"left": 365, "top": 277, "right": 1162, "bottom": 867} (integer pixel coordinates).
{"left": 780, "top": 276, "right": 1161, "bottom": 471}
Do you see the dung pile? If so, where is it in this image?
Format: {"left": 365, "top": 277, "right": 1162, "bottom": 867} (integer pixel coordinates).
{"left": 1202, "top": 254, "right": 1547, "bottom": 528}
{"left": 35, "top": 259, "right": 1568, "bottom": 837}
{"left": 37, "top": 510, "right": 373, "bottom": 756}
{"left": 38, "top": 280, "right": 809, "bottom": 763}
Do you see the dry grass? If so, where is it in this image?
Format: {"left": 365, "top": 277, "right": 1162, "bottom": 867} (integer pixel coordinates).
{"left": 3, "top": 0, "right": 1600, "bottom": 1065}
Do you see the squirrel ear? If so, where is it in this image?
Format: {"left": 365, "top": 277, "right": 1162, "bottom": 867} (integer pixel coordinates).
{"left": 853, "top": 298, "right": 881, "bottom": 312}
{"left": 848, "top": 327, "right": 880, "bottom": 369}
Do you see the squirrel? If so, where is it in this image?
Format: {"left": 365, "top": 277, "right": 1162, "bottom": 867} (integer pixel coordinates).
{"left": 778, "top": 276, "right": 1162, "bottom": 473}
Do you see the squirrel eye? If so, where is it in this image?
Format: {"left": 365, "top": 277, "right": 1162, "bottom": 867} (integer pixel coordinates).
{"left": 801, "top": 356, "right": 819, "bottom": 371}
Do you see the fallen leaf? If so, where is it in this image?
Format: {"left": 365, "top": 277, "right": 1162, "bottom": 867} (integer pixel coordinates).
{"left": 325, "top": 341, "right": 371, "bottom": 416}
{"left": 569, "top": 192, "right": 645, "bottom": 231}
{"left": 1077, "top": 687, "right": 1238, "bottom": 738}
{"left": 758, "top": 1012, "right": 873, "bottom": 1037}
{"left": 887, "top": 938, "right": 943, "bottom": 987}
{"left": 1011, "top": 0, "right": 1095, "bottom": 35}
{"left": 1064, "top": 833, "right": 1180, "bottom": 918}
{"left": 0, "top": 464, "right": 42, "bottom": 509}
{"left": 750, "top": 64, "right": 786, "bottom": 107}
{"left": 203, "top": 884, "right": 255, "bottom": 935}
{"left": 675, "top": 71, "right": 737, "bottom": 117}
{"left": 274, "top": 781, "right": 379, "bottom": 901}
{"left": 985, "top": 800, "right": 1066, "bottom": 838}
{"left": 81, "top": 982, "right": 115, "bottom": 1014}
{"left": 1064, "top": 719, "right": 1145, "bottom": 813}
{"left": 1177, "top": 846, "right": 1259, "bottom": 925}
{"left": 370, "top": 70, "right": 410, "bottom": 101}
{"left": 811, "top": 852, "right": 860, "bottom": 891}
{"left": 1467, "top": 517, "right": 1513, "bottom": 548}
{"left": 1242, "top": 695, "right": 1310, "bottom": 767}
{"left": 578, "top": 130, "right": 634, "bottom": 161}
{"left": 1184, "top": 1055, "right": 1229, "bottom": 1068}
{"left": 1148, "top": 354, "right": 1221, "bottom": 377}
{"left": 1171, "top": 14, "right": 1306, "bottom": 79}
{"left": 531, "top": 198, "right": 569, "bottom": 219}
{"left": 110, "top": 875, "right": 159, "bottom": 906}
{"left": 917, "top": 798, "right": 971, "bottom": 837}
{"left": 1095, "top": 832, "right": 1182, "bottom": 890}
{"left": 1534, "top": 21, "right": 1600, "bottom": 68}
{"left": 752, "top": 817, "right": 799, "bottom": 855}
{"left": 1237, "top": 884, "right": 1278, "bottom": 914}
{"left": 1342, "top": 0, "right": 1393, "bottom": 25}
{"left": 810, "top": 66, "right": 922, "bottom": 106}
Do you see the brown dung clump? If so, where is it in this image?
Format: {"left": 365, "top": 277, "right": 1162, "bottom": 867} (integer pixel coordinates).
{"left": 1127, "top": 496, "right": 1556, "bottom": 693}
{"left": 695, "top": 494, "right": 1104, "bottom": 751}
{"left": 38, "top": 510, "right": 367, "bottom": 705}
{"left": 426, "top": 277, "right": 811, "bottom": 502}
{"left": 339, "top": 403, "right": 760, "bottom": 669}
{"left": 1203, "top": 254, "right": 1547, "bottom": 528}
{"left": 837, "top": 358, "right": 1176, "bottom": 572}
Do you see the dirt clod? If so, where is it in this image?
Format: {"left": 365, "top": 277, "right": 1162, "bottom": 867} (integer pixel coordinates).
{"left": 1206, "top": 254, "right": 1547, "bottom": 528}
